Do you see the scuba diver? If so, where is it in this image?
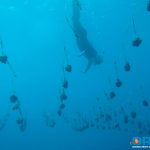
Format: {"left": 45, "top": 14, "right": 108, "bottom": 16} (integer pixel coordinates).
{"left": 0, "top": 38, "right": 17, "bottom": 77}
{"left": 71, "top": 0, "right": 103, "bottom": 72}
{"left": 124, "top": 61, "right": 131, "bottom": 72}
{"left": 114, "top": 61, "right": 123, "bottom": 88}
{"left": 16, "top": 117, "right": 27, "bottom": 132}
{"left": 10, "top": 94, "right": 27, "bottom": 132}
{"left": 131, "top": 16, "right": 142, "bottom": 47}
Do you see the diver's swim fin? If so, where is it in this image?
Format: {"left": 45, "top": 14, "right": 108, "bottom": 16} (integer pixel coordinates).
{"left": 84, "top": 60, "right": 93, "bottom": 73}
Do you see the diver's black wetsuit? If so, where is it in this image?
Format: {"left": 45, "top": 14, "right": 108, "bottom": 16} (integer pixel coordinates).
{"left": 72, "top": 0, "right": 103, "bottom": 72}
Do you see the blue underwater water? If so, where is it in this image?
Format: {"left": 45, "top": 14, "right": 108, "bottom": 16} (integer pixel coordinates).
{"left": 0, "top": 0, "right": 150, "bottom": 150}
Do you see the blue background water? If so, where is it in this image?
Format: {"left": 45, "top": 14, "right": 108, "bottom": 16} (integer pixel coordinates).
{"left": 0, "top": 0, "right": 150, "bottom": 150}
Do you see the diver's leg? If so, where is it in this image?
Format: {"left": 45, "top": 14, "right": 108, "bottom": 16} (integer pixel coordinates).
{"left": 72, "top": 0, "right": 81, "bottom": 24}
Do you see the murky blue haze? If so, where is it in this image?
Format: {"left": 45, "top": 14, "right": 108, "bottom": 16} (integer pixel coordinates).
{"left": 0, "top": 0, "right": 150, "bottom": 150}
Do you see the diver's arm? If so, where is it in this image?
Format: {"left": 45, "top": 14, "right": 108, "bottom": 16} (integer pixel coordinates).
{"left": 84, "top": 60, "right": 93, "bottom": 73}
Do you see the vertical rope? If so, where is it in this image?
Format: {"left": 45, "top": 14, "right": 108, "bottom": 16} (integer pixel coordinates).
{"left": 64, "top": 46, "right": 69, "bottom": 65}
{"left": 7, "top": 60, "right": 17, "bottom": 78}
{"left": 11, "top": 76, "right": 16, "bottom": 94}
{"left": 132, "top": 16, "right": 137, "bottom": 36}
{"left": 114, "top": 61, "right": 119, "bottom": 78}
